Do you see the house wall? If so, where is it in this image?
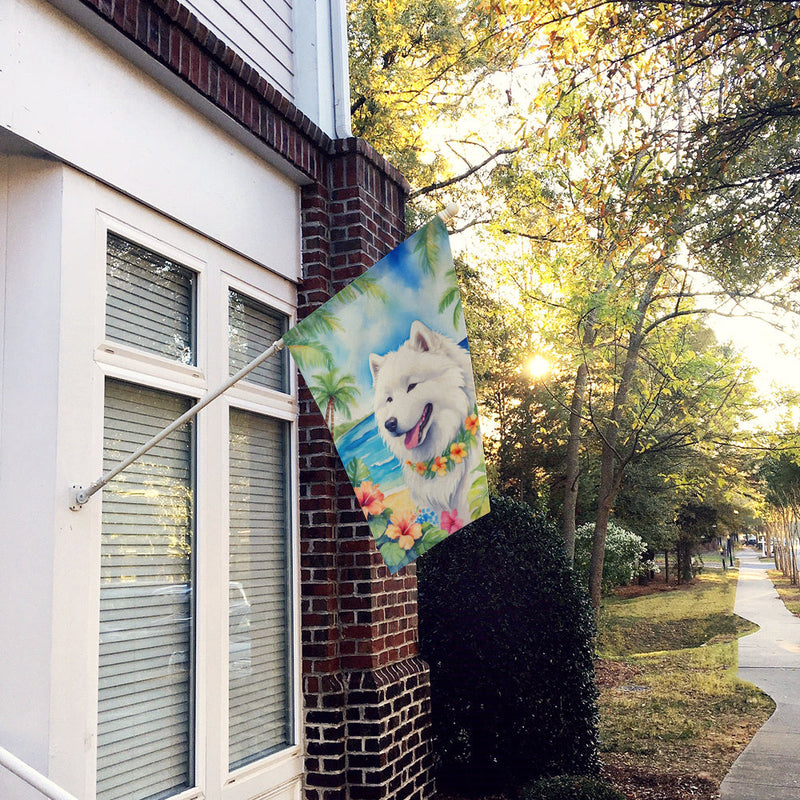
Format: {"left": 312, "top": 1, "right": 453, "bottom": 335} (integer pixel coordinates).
{"left": 0, "top": 0, "right": 434, "bottom": 797}
{"left": 0, "top": 156, "right": 306, "bottom": 800}
{"left": 298, "top": 149, "right": 434, "bottom": 800}
{"left": 181, "top": 0, "right": 295, "bottom": 100}
{"left": 0, "top": 159, "right": 63, "bottom": 800}
{"left": 0, "top": 0, "right": 301, "bottom": 276}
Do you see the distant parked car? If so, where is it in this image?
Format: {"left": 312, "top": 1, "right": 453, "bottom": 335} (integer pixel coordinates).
{"left": 746, "top": 535, "right": 758, "bottom": 546}
{"left": 100, "top": 581, "right": 251, "bottom": 676}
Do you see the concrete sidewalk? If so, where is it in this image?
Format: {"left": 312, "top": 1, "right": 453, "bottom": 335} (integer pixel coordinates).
{"left": 720, "top": 550, "right": 800, "bottom": 800}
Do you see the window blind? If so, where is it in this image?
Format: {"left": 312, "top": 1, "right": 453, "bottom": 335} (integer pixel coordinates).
{"left": 228, "top": 408, "right": 293, "bottom": 770}
{"left": 98, "top": 379, "right": 195, "bottom": 800}
{"left": 106, "top": 233, "right": 196, "bottom": 365}
{"left": 228, "top": 289, "right": 288, "bottom": 392}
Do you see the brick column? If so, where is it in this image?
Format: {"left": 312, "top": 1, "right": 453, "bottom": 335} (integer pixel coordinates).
{"left": 299, "top": 141, "right": 434, "bottom": 800}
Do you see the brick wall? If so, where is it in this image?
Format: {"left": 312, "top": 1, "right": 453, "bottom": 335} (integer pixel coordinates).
{"left": 299, "top": 145, "right": 434, "bottom": 800}
{"left": 75, "top": 0, "right": 434, "bottom": 796}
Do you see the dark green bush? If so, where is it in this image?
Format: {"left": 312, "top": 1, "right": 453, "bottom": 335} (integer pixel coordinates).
{"left": 417, "top": 496, "right": 599, "bottom": 794}
{"left": 523, "top": 775, "right": 626, "bottom": 800}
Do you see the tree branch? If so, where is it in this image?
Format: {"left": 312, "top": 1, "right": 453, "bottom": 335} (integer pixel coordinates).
{"left": 408, "top": 145, "right": 523, "bottom": 198}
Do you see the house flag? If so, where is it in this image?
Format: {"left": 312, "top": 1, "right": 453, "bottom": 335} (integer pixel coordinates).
{"left": 283, "top": 217, "right": 490, "bottom": 574}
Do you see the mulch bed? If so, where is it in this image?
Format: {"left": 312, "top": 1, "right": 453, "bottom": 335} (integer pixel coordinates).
{"left": 595, "top": 658, "right": 643, "bottom": 689}
{"left": 601, "top": 759, "right": 719, "bottom": 800}
{"left": 611, "top": 574, "right": 698, "bottom": 600}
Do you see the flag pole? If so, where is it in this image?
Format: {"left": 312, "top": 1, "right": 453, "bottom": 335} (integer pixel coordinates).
{"left": 69, "top": 339, "right": 286, "bottom": 510}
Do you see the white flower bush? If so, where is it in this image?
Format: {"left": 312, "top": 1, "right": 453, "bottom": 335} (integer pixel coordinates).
{"left": 575, "top": 521, "right": 648, "bottom": 592}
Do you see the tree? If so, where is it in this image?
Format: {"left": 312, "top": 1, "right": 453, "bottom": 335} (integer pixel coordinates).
{"left": 308, "top": 367, "right": 359, "bottom": 432}
{"left": 348, "top": 0, "right": 530, "bottom": 194}
{"left": 347, "top": 0, "right": 800, "bottom": 608}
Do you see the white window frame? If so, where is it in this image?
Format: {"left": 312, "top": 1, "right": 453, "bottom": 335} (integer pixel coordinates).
{"left": 90, "top": 202, "right": 303, "bottom": 800}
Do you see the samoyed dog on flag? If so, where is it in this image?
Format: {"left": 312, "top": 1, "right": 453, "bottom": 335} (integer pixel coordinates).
{"left": 370, "top": 320, "right": 481, "bottom": 524}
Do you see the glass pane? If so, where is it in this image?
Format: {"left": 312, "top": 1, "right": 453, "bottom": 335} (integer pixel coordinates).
{"left": 228, "top": 289, "right": 289, "bottom": 392}
{"left": 106, "top": 233, "right": 196, "bottom": 365}
{"left": 98, "top": 379, "right": 195, "bottom": 800}
{"left": 229, "top": 408, "right": 293, "bottom": 770}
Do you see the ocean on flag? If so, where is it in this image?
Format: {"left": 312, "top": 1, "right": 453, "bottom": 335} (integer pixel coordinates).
{"left": 283, "top": 217, "right": 490, "bottom": 574}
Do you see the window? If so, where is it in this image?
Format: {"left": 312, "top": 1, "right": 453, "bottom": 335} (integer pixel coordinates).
{"left": 106, "top": 233, "right": 196, "bottom": 365}
{"left": 97, "top": 229, "right": 298, "bottom": 800}
{"left": 228, "top": 288, "right": 288, "bottom": 391}
{"left": 98, "top": 380, "right": 195, "bottom": 800}
{"left": 228, "top": 409, "right": 292, "bottom": 769}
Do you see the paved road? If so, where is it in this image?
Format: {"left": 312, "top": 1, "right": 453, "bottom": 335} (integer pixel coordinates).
{"left": 720, "top": 550, "right": 800, "bottom": 800}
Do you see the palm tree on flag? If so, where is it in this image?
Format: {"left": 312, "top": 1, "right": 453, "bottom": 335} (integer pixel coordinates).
{"left": 309, "top": 367, "right": 360, "bottom": 433}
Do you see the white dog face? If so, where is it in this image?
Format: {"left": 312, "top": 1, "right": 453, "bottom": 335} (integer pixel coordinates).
{"left": 369, "top": 321, "right": 471, "bottom": 461}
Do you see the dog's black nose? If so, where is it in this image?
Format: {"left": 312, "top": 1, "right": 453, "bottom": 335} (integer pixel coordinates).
{"left": 385, "top": 417, "right": 398, "bottom": 434}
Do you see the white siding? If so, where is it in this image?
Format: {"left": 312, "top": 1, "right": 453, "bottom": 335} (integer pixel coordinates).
{"left": 177, "top": 0, "right": 353, "bottom": 138}
{"left": 183, "top": 0, "right": 295, "bottom": 100}
{"left": 0, "top": 0, "right": 302, "bottom": 279}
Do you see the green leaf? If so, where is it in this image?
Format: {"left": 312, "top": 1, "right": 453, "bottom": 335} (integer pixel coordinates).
{"left": 379, "top": 541, "right": 413, "bottom": 569}
{"left": 367, "top": 509, "right": 393, "bottom": 540}
{"left": 330, "top": 273, "right": 389, "bottom": 308}
{"left": 468, "top": 463, "right": 491, "bottom": 518}
{"left": 413, "top": 218, "right": 447, "bottom": 274}
{"left": 346, "top": 457, "right": 372, "bottom": 486}
{"left": 285, "top": 342, "right": 333, "bottom": 371}
{"left": 415, "top": 525, "right": 452, "bottom": 555}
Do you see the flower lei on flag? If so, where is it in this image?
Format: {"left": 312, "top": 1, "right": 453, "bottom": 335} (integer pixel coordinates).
{"left": 406, "top": 407, "right": 480, "bottom": 479}
{"left": 349, "top": 405, "right": 488, "bottom": 574}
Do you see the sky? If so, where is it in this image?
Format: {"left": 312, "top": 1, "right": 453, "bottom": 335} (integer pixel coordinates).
{"left": 711, "top": 312, "right": 800, "bottom": 430}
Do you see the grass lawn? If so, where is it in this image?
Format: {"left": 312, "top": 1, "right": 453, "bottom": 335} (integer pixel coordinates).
{"left": 767, "top": 569, "right": 800, "bottom": 617}
{"left": 596, "top": 569, "right": 775, "bottom": 797}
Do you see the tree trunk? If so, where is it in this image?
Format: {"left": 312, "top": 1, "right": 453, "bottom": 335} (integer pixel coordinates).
{"left": 562, "top": 312, "right": 598, "bottom": 565}
{"left": 589, "top": 442, "right": 617, "bottom": 612}
{"left": 676, "top": 539, "right": 692, "bottom": 584}
{"left": 563, "top": 361, "right": 589, "bottom": 565}
{"left": 588, "top": 331, "right": 645, "bottom": 612}
{"left": 325, "top": 398, "right": 335, "bottom": 431}
{"left": 587, "top": 264, "right": 662, "bottom": 613}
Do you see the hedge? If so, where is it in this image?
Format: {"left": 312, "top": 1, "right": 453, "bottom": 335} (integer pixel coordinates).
{"left": 417, "top": 496, "right": 599, "bottom": 793}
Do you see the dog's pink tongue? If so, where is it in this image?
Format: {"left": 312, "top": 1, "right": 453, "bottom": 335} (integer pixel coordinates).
{"left": 404, "top": 417, "right": 424, "bottom": 450}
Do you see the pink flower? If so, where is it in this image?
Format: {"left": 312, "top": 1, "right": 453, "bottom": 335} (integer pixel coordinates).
{"left": 441, "top": 509, "right": 464, "bottom": 534}
{"left": 355, "top": 481, "right": 385, "bottom": 517}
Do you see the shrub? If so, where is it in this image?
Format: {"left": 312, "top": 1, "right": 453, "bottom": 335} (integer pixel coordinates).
{"left": 574, "top": 521, "right": 647, "bottom": 592}
{"left": 523, "top": 775, "right": 627, "bottom": 800}
{"left": 417, "top": 496, "right": 599, "bottom": 793}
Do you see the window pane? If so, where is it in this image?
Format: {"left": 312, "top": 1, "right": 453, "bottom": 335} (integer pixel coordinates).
{"left": 228, "top": 289, "right": 289, "bottom": 392}
{"left": 229, "top": 409, "right": 293, "bottom": 770}
{"left": 106, "top": 233, "right": 196, "bottom": 365}
{"left": 98, "top": 379, "right": 195, "bottom": 800}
